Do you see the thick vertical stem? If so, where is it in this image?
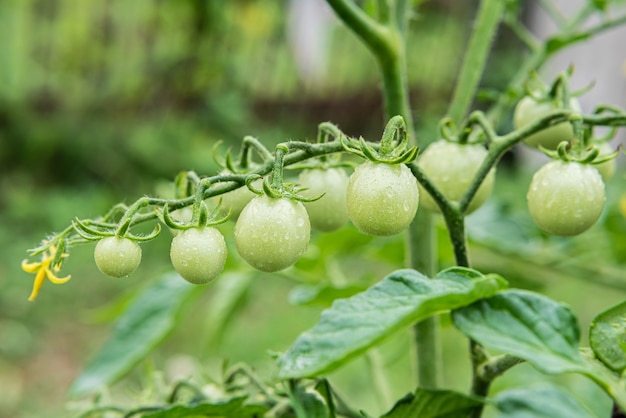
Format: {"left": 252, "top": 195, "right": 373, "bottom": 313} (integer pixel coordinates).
{"left": 378, "top": 40, "right": 415, "bottom": 143}
{"left": 447, "top": 0, "right": 505, "bottom": 124}
{"left": 408, "top": 211, "right": 440, "bottom": 388}
{"left": 376, "top": 3, "right": 438, "bottom": 389}
{"left": 326, "top": 0, "right": 438, "bottom": 389}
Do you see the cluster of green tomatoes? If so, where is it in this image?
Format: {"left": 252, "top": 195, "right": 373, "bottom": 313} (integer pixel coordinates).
{"left": 91, "top": 88, "right": 618, "bottom": 286}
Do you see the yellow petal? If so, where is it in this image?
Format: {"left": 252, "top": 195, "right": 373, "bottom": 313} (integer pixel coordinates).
{"left": 620, "top": 195, "right": 626, "bottom": 218}
{"left": 28, "top": 269, "right": 47, "bottom": 302}
{"left": 21, "top": 259, "right": 42, "bottom": 273}
{"left": 47, "top": 270, "right": 71, "bottom": 284}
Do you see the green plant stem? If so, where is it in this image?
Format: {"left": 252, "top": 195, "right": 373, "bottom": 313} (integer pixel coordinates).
{"left": 447, "top": 0, "right": 505, "bottom": 124}
{"left": 366, "top": 349, "right": 393, "bottom": 407}
{"left": 325, "top": 0, "right": 415, "bottom": 142}
{"left": 489, "top": 7, "right": 626, "bottom": 128}
{"left": 325, "top": 0, "right": 436, "bottom": 389}
{"left": 445, "top": 3, "right": 506, "bottom": 411}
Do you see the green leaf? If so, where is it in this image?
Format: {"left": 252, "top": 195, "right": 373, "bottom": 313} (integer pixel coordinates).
{"left": 590, "top": 299, "right": 626, "bottom": 373}
{"left": 288, "top": 283, "right": 367, "bottom": 307}
{"left": 289, "top": 380, "right": 331, "bottom": 418}
{"left": 277, "top": 267, "right": 507, "bottom": 378}
{"left": 69, "top": 274, "right": 196, "bottom": 397}
{"left": 314, "top": 379, "right": 337, "bottom": 418}
{"left": 452, "top": 290, "right": 585, "bottom": 374}
{"left": 381, "top": 388, "right": 484, "bottom": 418}
{"left": 204, "top": 272, "right": 254, "bottom": 342}
{"left": 141, "top": 396, "right": 269, "bottom": 418}
{"left": 495, "top": 386, "right": 598, "bottom": 418}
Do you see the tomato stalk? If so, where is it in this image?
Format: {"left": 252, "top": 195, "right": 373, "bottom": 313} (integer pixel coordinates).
{"left": 447, "top": 0, "right": 506, "bottom": 125}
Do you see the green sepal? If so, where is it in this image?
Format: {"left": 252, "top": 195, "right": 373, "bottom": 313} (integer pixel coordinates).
{"left": 72, "top": 218, "right": 111, "bottom": 240}
{"left": 246, "top": 174, "right": 264, "bottom": 195}
{"left": 125, "top": 223, "right": 161, "bottom": 242}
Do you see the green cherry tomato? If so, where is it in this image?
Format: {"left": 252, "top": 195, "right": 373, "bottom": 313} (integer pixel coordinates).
{"left": 513, "top": 96, "right": 581, "bottom": 149}
{"left": 218, "top": 171, "right": 262, "bottom": 220}
{"left": 234, "top": 195, "right": 310, "bottom": 272}
{"left": 170, "top": 227, "right": 227, "bottom": 284}
{"left": 346, "top": 161, "right": 419, "bottom": 236}
{"left": 593, "top": 142, "right": 616, "bottom": 182}
{"left": 527, "top": 160, "right": 605, "bottom": 236}
{"left": 298, "top": 167, "right": 349, "bottom": 232}
{"left": 416, "top": 140, "right": 495, "bottom": 214}
{"left": 94, "top": 236, "right": 142, "bottom": 278}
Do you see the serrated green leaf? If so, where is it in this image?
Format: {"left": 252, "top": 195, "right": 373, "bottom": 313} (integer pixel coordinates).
{"left": 381, "top": 388, "right": 484, "bottom": 418}
{"left": 495, "top": 386, "right": 598, "bottom": 418}
{"left": 277, "top": 267, "right": 507, "bottom": 378}
{"left": 69, "top": 274, "right": 196, "bottom": 397}
{"left": 452, "top": 290, "right": 585, "bottom": 374}
{"left": 590, "top": 299, "right": 626, "bottom": 373}
{"left": 141, "top": 396, "right": 269, "bottom": 418}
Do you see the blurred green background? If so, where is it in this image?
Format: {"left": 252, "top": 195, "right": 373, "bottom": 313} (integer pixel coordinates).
{"left": 0, "top": 1, "right": 624, "bottom": 417}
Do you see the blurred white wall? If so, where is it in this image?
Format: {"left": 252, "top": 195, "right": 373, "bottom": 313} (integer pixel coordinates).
{"left": 528, "top": 0, "right": 626, "bottom": 145}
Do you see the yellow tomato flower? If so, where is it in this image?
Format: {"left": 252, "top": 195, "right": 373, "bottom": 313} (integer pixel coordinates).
{"left": 21, "top": 245, "right": 71, "bottom": 301}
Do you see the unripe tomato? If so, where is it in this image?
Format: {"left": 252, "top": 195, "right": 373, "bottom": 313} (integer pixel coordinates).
{"left": 513, "top": 96, "right": 581, "bottom": 149}
{"left": 527, "top": 160, "right": 605, "bottom": 236}
{"left": 298, "top": 167, "right": 349, "bottom": 232}
{"left": 416, "top": 140, "right": 495, "bottom": 214}
{"left": 234, "top": 195, "right": 310, "bottom": 272}
{"left": 94, "top": 237, "right": 142, "bottom": 278}
{"left": 346, "top": 161, "right": 418, "bottom": 236}
{"left": 170, "top": 227, "right": 227, "bottom": 284}
{"left": 593, "top": 142, "right": 616, "bottom": 182}
{"left": 218, "top": 171, "right": 262, "bottom": 220}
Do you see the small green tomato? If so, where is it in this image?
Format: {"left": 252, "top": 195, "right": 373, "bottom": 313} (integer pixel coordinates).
{"left": 218, "top": 171, "right": 262, "bottom": 220}
{"left": 416, "top": 140, "right": 495, "bottom": 214}
{"left": 527, "top": 160, "right": 605, "bottom": 236}
{"left": 513, "top": 96, "right": 581, "bottom": 149}
{"left": 593, "top": 142, "right": 616, "bottom": 182}
{"left": 94, "top": 236, "right": 142, "bottom": 278}
{"left": 170, "top": 227, "right": 227, "bottom": 284}
{"left": 234, "top": 195, "right": 310, "bottom": 272}
{"left": 298, "top": 167, "right": 349, "bottom": 232}
{"left": 346, "top": 161, "right": 419, "bottom": 236}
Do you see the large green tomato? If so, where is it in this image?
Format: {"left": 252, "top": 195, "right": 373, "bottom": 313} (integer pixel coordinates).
{"left": 346, "top": 161, "right": 418, "bottom": 236}
{"left": 298, "top": 167, "right": 349, "bottom": 232}
{"left": 234, "top": 195, "right": 310, "bottom": 272}
{"left": 527, "top": 160, "right": 605, "bottom": 236}
{"left": 416, "top": 140, "right": 495, "bottom": 214}
{"left": 513, "top": 96, "right": 581, "bottom": 149}
{"left": 170, "top": 227, "right": 227, "bottom": 284}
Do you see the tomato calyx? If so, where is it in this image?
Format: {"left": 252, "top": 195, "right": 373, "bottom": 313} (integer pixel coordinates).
{"left": 342, "top": 115, "right": 418, "bottom": 165}
{"left": 539, "top": 139, "right": 618, "bottom": 168}
{"left": 73, "top": 217, "right": 161, "bottom": 243}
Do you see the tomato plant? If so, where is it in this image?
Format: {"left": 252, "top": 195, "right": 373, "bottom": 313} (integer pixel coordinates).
{"left": 346, "top": 161, "right": 419, "bottom": 236}
{"left": 527, "top": 160, "right": 606, "bottom": 236}
{"left": 17, "top": 2, "right": 626, "bottom": 418}
{"left": 94, "top": 236, "right": 142, "bottom": 278}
